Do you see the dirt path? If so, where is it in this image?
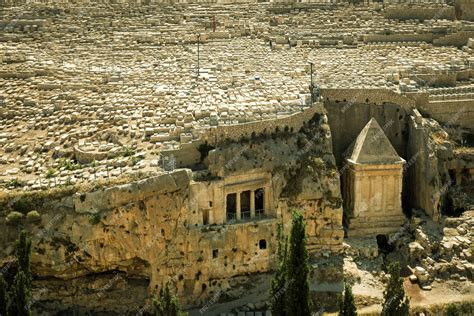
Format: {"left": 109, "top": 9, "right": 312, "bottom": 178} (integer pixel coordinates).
{"left": 356, "top": 278, "right": 474, "bottom": 315}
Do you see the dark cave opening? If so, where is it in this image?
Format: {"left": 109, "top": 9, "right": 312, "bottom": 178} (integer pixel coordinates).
{"left": 376, "top": 234, "right": 395, "bottom": 254}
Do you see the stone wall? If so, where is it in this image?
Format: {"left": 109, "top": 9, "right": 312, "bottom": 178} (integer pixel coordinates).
{"left": 160, "top": 140, "right": 203, "bottom": 169}
{"left": 418, "top": 100, "right": 474, "bottom": 130}
{"left": 383, "top": 5, "right": 456, "bottom": 21}
{"left": 455, "top": 0, "right": 474, "bottom": 21}
{"left": 405, "top": 92, "right": 474, "bottom": 130}
{"left": 200, "top": 103, "right": 323, "bottom": 146}
{"left": 412, "top": 72, "right": 458, "bottom": 87}
{"left": 433, "top": 31, "right": 474, "bottom": 48}
{"left": 320, "top": 88, "right": 416, "bottom": 109}
{"left": 362, "top": 33, "right": 435, "bottom": 43}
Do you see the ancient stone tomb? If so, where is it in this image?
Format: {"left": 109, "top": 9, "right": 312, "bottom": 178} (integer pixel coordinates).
{"left": 343, "top": 118, "right": 406, "bottom": 237}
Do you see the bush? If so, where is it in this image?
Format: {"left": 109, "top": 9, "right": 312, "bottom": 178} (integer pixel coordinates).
{"left": 153, "top": 281, "right": 187, "bottom": 316}
{"left": 446, "top": 304, "right": 460, "bottom": 316}
{"left": 6, "top": 211, "right": 24, "bottom": 224}
{"left": 121, "top": 146, "right": 135, "bottom": 157}
{"left": 88, "top": 213, "right": 101, "bottom": 225}
{"left": 26, "top": 211, "right": 41, "bottom": 223}
{"left": 446, "top": 302, "right": 474, "bottom": 316}
{"left": 0, "top": 275, "right": 9, "bottom": 315}
{"left": 7, "top": 178, "right": 21, "bottom": 188}
{"left": 12, "top": 196, "right": 34, "bottom": 214}
{"left": 58, "top": 158, "right": 81, "bottom": 171}
{"left": 45, "top": 168, "right": 57, "bottom": 179}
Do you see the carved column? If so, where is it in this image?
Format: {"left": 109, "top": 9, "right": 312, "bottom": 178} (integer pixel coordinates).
{"left": 250, "top": 190, "right": 255, "bottom": 218}
{"left": 455, "top": 169, "right": 461, "bottom": 186}
{"left": 264, "top": 187, "right": 269, "bottom": 215}
{"left": 353, "top": 173, "right": 362, "bottom": 217}
{"left": 236, "top": 192, "right": 241, "bottom": 221}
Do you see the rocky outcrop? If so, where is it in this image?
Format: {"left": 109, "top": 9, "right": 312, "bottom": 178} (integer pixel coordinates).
{"left": 0, "top": 105, "right": 344, "bottom": 314}
{"left": 206, "top": 104, "right": 344, "bottom": 254}
{"left": 392, "top": 209, "right": 474, "bottom": 289}
{"left": 407, "top": 110, "right": 455, "bottom": 222}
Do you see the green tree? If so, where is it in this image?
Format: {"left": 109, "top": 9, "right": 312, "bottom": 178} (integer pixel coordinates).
{"left": 8, "top": 271, "right": 31, "bottom": 316}
{"left": 381, "top": 262, "right": 410, "bottom": 316}
{"left": 446, "top": 304, "right": 460, "bottom": 316}
{"left": 153, "top": 281, "right": 186, "bottom": 316}
{"left": 285, "top": 210, "right": 311, "bottom": 316}
{"left": 339, "top": 282, "right": 357, "bottom": 316}
{"left": 269, "top": 223, "right": 288, "bottom": 316}
{"left": 0, "top": 274, "right": 10, "bottom": 316}
{"left": 5, "top": 230, "right": 33, "bottom": 316}
{"left": 17, "top": 230, "right": 32, "bottom": 287}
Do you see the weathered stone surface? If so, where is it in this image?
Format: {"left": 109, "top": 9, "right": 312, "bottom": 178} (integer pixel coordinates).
{"left": 74, "top": 169, "right": 192, "bottom": 213}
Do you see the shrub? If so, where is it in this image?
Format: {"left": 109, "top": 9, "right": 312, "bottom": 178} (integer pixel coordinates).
{"left": 12, "top": 196, "right": 33, "bottom": 214}
{"left": 45, "top": 167, "right": 57, "bottom": 179}
{"left": 7, "top": 178, "right": 21, "bottom": 188}
{"left": 26, "top": 211, "right": 41, "bottom": 223}
{"left": 6, "top": 211, "right": 24, "bottom": 224}
{"left": 446, "top": 302, "right": 474, "bottom": 316}
{"left": 446, "top": 304, "right": 460, "bottom": 316}
{"left": 88, "top": 213, "right": 101, "bottom": 225}
{"left": 0, "top": 275, "right": 9, "bottom": 316}
{"left": 121, "top": 146, "right": 135, "bottom": 157}
{"left": 153, "top": 281, "right": 187, "bottom": 316}
{"left": 58, "top": 158, "right": 81, "bottom": 171}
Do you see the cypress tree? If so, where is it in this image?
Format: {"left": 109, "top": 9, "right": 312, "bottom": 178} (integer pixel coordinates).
{"left": 153, "top": 281, "right": 186, "bottom": 316}
{"left": 285, "top": 210, "right": 310, "bottom": 316}
{"left": 381, "top": 262, "right": 410, "bottom": 316}
{"left": 339, "top": 282, "right": 357, "bottom": 316}
{"left": 6, "top": 230, "right": 33, "bottom": 316}
{"left": 8, "top": 271, "right": 31, "bottom": 316}
{"left": 269, "top": 223, "right": 288, "bottom": 316}
{"left": 17, "top": 230, "right": 32, "bottom": 287}
{"left": 0, "top": 274, "right": 9, "bottom": 316}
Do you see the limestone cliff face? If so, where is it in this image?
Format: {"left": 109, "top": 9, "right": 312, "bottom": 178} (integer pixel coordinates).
{"left": 0, "top": 170, "right": 279, "bottom": 314}
{"left": 205, "top": 105, "right": 344, "bottom": 255}
{"left": 407, "top": 112, "right": 455, "bottom": 221}
{"left": 0, "top": 106, "right": 344, "bottom": 314}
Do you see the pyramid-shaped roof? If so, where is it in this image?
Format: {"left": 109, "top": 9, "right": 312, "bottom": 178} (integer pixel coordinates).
{"left": 346, "top": 118, "right": 403, "bottom": 164}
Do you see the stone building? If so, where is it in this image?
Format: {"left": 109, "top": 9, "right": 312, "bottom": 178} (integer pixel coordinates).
{"left": 343, "top": 118, "right": 406, "bottom": 237}
{"left": 189, "top": 171, "right": 275, "bottom": 225}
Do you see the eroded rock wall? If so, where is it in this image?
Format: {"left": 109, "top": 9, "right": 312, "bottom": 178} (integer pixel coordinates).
{"left": 0, "top": 104, "right": 344, "bottom": 314}
{"left": 205, "top": 103, "right": 344, "bottom": 255}
{"left": 407, "top": 110, "right": 456, "bottom": 222}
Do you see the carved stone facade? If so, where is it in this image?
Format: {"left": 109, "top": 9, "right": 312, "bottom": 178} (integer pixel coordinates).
{"left": 344, "top": 118, "right": 406, "bottom": 237}
{"left": 188, "top": 171, "right": 274, "bottom": 226}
